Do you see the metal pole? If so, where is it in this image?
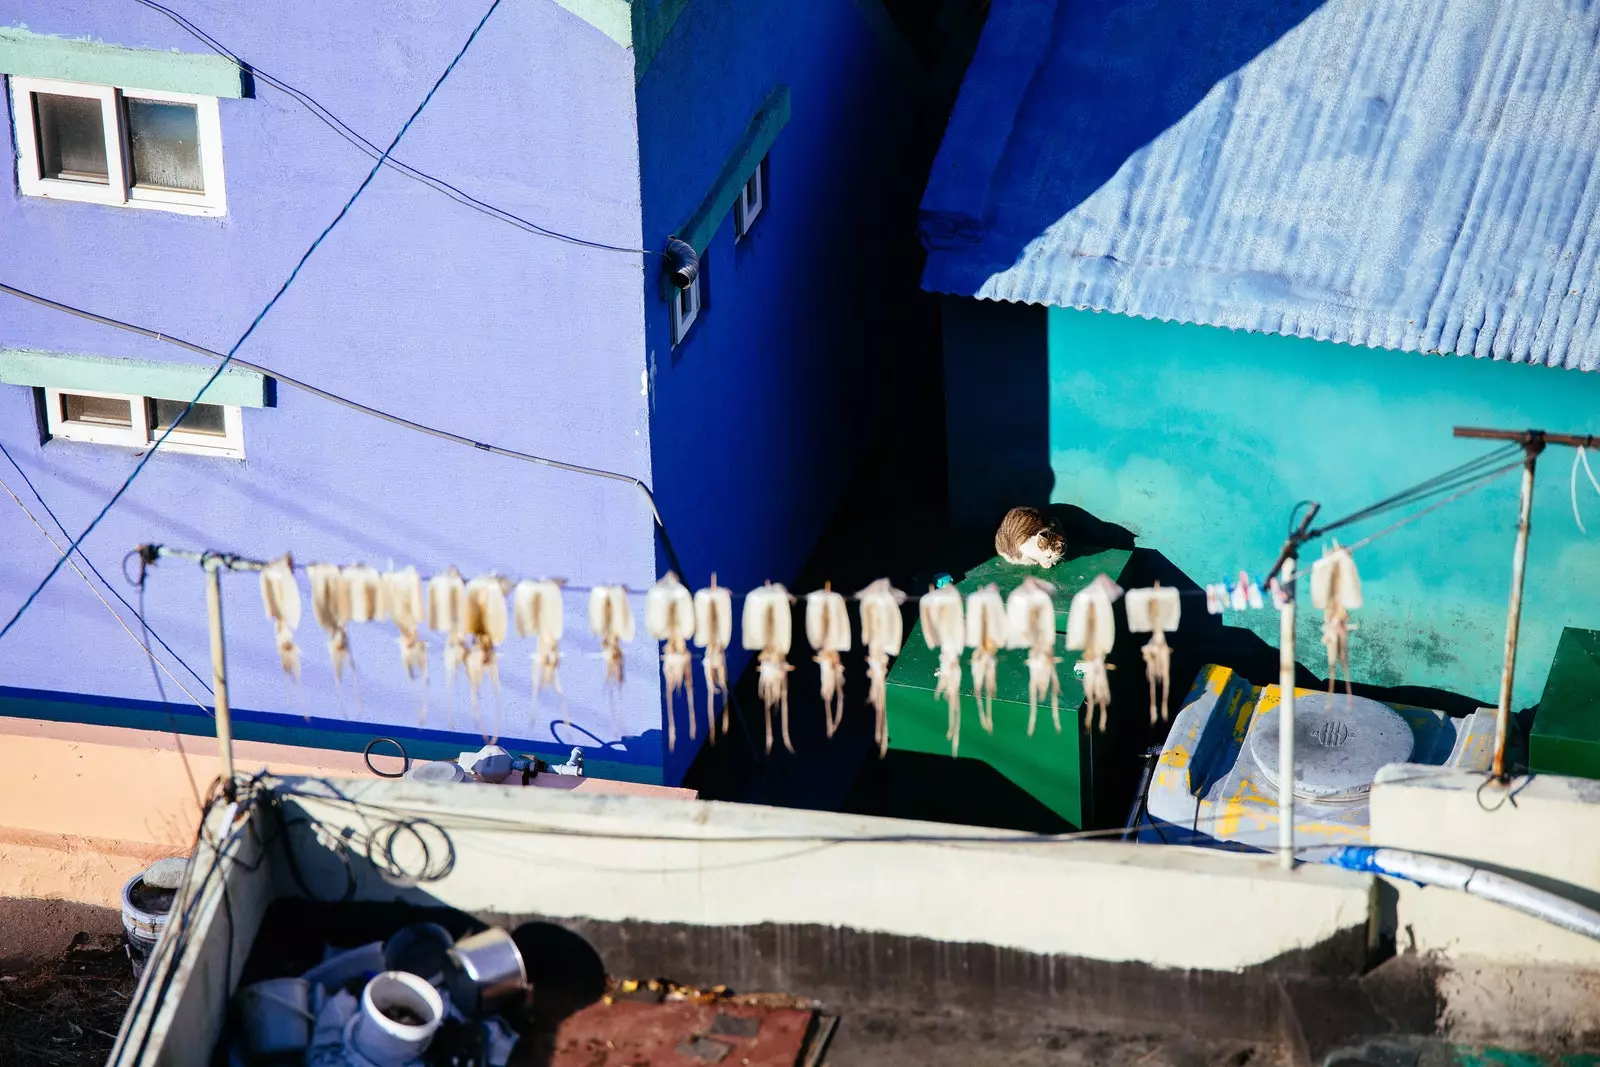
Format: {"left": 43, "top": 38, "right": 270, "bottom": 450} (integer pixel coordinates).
{"left": 1278, "top": 557, "right": 1297, "bottom": 870}
{"left": 1492, "top": 442, "right": 1542, "bottom": 779}
{"left": 203, "top": 555, "right": 237, "bottom": 801}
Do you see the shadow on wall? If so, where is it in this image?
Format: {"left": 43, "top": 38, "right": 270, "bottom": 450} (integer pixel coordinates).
{"left": 920, "top": 0, "right": 1327, "bottom": 280}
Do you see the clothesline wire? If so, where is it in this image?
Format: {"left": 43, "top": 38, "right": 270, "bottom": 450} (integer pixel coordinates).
{"left": 0, "top": 469, "right": 206, "bottom": 814}
{"left": 0, "top": 0, "right": 509, "bottom": 648}
{"left": 125, "top": 0, "right": 658, "bottom": 257}
{"left": 1306, "top": 443, "right": 1525, "bottom": 540}
{"left": 0, "top": 281, "right": 682, "bottom": 576}
{"left": 0, "top": 440, "right": 213, "bottom": 694}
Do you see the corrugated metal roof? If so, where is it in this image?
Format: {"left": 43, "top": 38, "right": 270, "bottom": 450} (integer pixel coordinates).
{"left": 920, "top": 0, "right": 1600, "bottom": 370}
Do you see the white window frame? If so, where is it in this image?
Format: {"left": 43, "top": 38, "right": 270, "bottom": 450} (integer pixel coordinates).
{"left": 734, "top": 159, "right": 765, "bottom": 238}
{"left": 44, "top": 387, "right": 246, "bottom": 459}
{"left": 671, "top": 271, "right": 702, "bottom": 346}
{"left": 10, "top": 76, "right": 227, "bottom": 216}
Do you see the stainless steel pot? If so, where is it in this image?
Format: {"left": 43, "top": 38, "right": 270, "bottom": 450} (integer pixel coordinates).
{"left": 444, "top": 927, "right": 527, "bottom": 1017}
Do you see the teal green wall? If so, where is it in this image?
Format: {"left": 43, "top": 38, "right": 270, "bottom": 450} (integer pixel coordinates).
{"left": 1047, "top": 307, "right": 1600, "bottom": 709}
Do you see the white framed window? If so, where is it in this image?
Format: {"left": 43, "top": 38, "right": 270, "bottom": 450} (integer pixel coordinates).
{"left": 43, "top": 388, "right": 245, "bottom": 458}
{"left": 10, "top": 76, "right": 227, "bottom": 215}
{"left": 671, "top": 270, "right": 702, "bottom": 346}
{"left": 734, "top": 159, "right": 765, "bottom": 238}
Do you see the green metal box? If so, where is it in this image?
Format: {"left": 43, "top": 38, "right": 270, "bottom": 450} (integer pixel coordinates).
{"left": 884, "top": 549, "right": 1134, "bottom": 829}
{"left": 1531, "top": 626, "right": 1600, "bottom": 781}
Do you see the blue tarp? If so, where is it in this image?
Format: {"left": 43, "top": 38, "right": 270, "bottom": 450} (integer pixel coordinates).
{"left": 921, "top": 0, "right": 1600, "bottom": 370}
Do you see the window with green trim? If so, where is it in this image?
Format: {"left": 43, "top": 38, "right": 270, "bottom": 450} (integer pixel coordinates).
{"left": 42, "top": 387, "right": 245, "bottom": 458}
{"left": 9, "top": 75, "right": 226, "bottom": 215}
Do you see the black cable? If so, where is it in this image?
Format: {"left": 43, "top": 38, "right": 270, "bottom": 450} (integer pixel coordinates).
{"left": 0, "top": 281, "right": 685, "bottom": 580}
{"left": 1310, "top": 444, "right": 1524, "bottom": 539}
{"left": 0, "top": 439, "right": 212, "bottom": 693}
{"left": 126, "top": 0, "right": 658, "bottom": 258}
{"left": 364, "top": 736, "right": 410, "bottom": 778}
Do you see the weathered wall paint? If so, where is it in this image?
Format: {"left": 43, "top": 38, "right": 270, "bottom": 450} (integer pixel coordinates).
{"left": 0, "top": 2, "right": 665, "bottom": 772}
{"left": 636, "top": 0, "right": 920, "bottom": 780}
{"left": 1043, "top": 307, "right": 1600, "bottom": 708}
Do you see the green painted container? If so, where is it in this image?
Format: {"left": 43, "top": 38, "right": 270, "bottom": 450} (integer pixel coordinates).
{"left": 1531, "top": 626, "right": 1600, "bottom": 781}
{"left": 885, "top": 549, "right": 1134, "bottom": 829}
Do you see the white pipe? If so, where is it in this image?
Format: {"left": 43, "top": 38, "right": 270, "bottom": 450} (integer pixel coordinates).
{"left": 1317, "top": 846, "right": 1600, "bottom": 941}
{"left": 1277, "top": 559, "right": 1297, "bottom": 870}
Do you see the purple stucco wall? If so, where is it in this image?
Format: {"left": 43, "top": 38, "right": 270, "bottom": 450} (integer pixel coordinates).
{"left": 0, "top": 2, "right": 666, "bottom": 772}
{"left": 637, "top": 0, "right": 919, "bottom": 781}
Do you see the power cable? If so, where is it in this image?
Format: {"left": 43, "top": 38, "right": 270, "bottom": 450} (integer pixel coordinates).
{"left": 0, "top": 0, "right": 509, "bottom": 647}
{"left": 125, "top": 0, "right": 658, "bottom": 257}
{"left": 0, "top": 438, "right": 211, "bottom": 692}
{"left": 0, "top": 280, "right": 684, "bottom": 578}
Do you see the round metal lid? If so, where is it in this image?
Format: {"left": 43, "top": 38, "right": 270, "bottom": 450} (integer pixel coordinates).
{"left": 1250, "top": 692, "right": 1414, "bottom": 801}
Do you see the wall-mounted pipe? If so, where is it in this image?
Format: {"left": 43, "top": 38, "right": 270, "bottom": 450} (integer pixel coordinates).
{"left": 1318, "top": 846, "right": 1600, "bottom": 942}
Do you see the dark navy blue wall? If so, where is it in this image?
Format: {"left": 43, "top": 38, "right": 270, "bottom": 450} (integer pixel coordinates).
{"left": 637, "top": 0, "right": 922, "bottom": 781}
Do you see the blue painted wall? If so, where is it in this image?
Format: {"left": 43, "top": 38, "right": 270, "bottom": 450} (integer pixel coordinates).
{"left": 1041, "top": 307, "right": 1600, "bottom": 710}
{"left": 636, "top": 0, "right": 920, "bottom": 779}
{"left": 0, "top": 2, "right": 668, "bottom": 775}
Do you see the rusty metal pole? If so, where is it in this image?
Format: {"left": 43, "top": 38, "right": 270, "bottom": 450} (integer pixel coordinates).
{"left": 203, "top": 555, "right": 238, "bottom": 801}
{"left": 1492, "top": 440, "right": 1543, "bottom": 779}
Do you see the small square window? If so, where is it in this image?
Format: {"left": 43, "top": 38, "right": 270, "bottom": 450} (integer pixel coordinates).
{"left": 43, "top": 388, "right": 244, "bottom": 458}
{"left": 734, "top": 160, "right": 765, "bottom": 238}
{"left": 10, "top": 76, "right": 226, "bottom": 215}
{"left": 671, "top": 271, "right": 702, "bottom": 347}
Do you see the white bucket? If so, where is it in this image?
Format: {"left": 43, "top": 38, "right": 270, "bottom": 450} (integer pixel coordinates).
{"left": 120, "top": 869, "right": 175, "bottom": 979}
{"left": 347, "top": 971, "right": 444, "bottom": 1065}
{"left": 236, "top": 977, "right": 315, "bottom": 1060}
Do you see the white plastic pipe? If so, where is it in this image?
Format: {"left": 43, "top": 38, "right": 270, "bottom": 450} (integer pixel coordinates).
{"left": 1318, "top": 846, "right": 1600, "bottom": 941}
{"left": 348, "top": 971, "right": 444, "bottom": 1065}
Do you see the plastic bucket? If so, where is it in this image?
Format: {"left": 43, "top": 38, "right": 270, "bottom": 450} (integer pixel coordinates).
{"left": 120, "top": 869, "right": 175, "bottom": 980}
{"left": 348, "top": 971, "right": 444, "bottom": 1064}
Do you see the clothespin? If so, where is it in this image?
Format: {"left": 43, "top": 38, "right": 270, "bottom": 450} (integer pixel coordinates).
{"left": 1244, "top": 573, "right": 1264, "bottom": 611}
{"left": 1268, "top": 577, "right": 1287, "bottom": 610}
{"left": 1228, "top": 576, "right": 1248, "bottom": 612}
{"left": 1205, "top": 584, "right": 1226, "bottom": 615}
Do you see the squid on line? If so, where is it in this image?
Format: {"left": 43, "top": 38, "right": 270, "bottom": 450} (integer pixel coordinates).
{"left": 1006, "top": 577, "right": 1059, "bottom": 736}
{"left": 1126, "top": 583, "right": 1181, "bottom": 725}
{"left": 464, "top": 576, "right": 510, "bottom": 733}
{"left": 964, "top": 584, "right": 1005, "bottom": 735}
{"left": 307, "top": 563, "right": 354, "bottom": 689}
{"left": 694, "top": 578, "right": 734, "bottom": 744}
{"left": 806, "top": 583, "right": 851, "bottom": 738}
{"left": 646, "top": 573, "right": 696, "bottom": 752}
{"left": 428, "top": 567, "right": 468, "bottom": 727}
{"left": 589, "top": 585, "right": 634, "bottom": 688}
{"left": 743, "top": 582, "right": 795, "bottom": 754}
{"left": 514, "top": 579, "right": 566, "bottom": 727}
{"left": 258, "top": 555, "right": 302, "bottom": 681}
{"left": 920, "top": 585, "right": 966, "bottom": 758}
{"left": 1067, "top": 574, "right": 1121, "bottom": 732}
{"left": 1311, "top": 544, "right": 1362, "bottom": 701}
{"left": 344, "top": 565, "right": 386, "bottom": 625}
{"left": 383, "top": 567, "right": 427, "bottom": 684}
{"left": 856, "top": 579, "right": 906, "bottom": 758}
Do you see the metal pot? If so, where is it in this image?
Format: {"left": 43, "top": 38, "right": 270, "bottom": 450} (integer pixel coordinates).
{"left": 444, "top": 928, "right": 527, "bottom": 1017}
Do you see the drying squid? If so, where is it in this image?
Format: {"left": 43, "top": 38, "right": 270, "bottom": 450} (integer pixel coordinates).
{"left": 463, "top": 576, "right": 510, "bottom": 729}
{"left": 743, "top": 582, "right": 795, "bottom": 754}
{"left": 921, "top": 585, "right": 966, "bottom": 757}
{"left": 856, "top": 579, "right": 906, "bottom": 757}
{"left": 589, "top": 585, "right": 634, "bottom": 688}
{"left": 806, "top": 584, "right": 851, "bottom": 738}
{"left": 1125, "top": 583, "right": 1181, "bottom": 725}
{"left": 646, "top": 573, "right": 696, "bottom": 752}
{"left": 382, "top": 567, "right": 427, "bottom": 684}
{"left": 1006, "top": 577, "right": 1059, "bottom": 735}
{"left": 428, "top": 567, "right": 468, "bottom": 726}
{"left": 694, "top": 578, "right": 734, "bottom": 743}
{"left": 964, "top": 583, "right": 1005, "bottom": 734}
{"left": 1311, "top": 545, "right": 1362, "bottom": 699}
{"left": 258, "top": 555, "right": 302, "bottom": 680}
{"left": 1067, "top": 575, "right": 1121, "bottom": 732}
{"left": 307, "top": 563, "right": 354, "bottom": 686}
{"left": 344, "top": 565, "right": 386, "bottom": 624}
{"left": 513, "top": 579, "right": 565, "bottom": 714}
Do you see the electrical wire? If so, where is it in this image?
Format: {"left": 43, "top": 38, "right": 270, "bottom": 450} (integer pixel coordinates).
{"left": 1307, "top": 443, "right": 1524, "bottom": 540}
{"left": 0, "top": 280, "right": 684, "bottom": 578}
{"left": 125, "top": 0, "right": 657, "bottom": 258}
{"left": 0, "top": 439, "right": 211, "bottom": 693}
{"left": 0, "top": 0, "right": 509, "bottom": 648}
